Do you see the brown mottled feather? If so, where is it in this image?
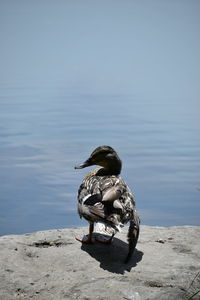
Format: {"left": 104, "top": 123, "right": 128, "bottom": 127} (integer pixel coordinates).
{"left": 75, "top": 146, "right": 140, "bottom": 263}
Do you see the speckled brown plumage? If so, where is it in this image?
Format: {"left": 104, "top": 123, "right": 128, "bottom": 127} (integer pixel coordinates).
{"left": 75, "top": 145, "right": 140, "bottom": 263}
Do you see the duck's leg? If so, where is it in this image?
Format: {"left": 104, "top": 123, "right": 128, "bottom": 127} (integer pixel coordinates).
{"left": 76, "top": 222, "right": 94, "bottom": 243}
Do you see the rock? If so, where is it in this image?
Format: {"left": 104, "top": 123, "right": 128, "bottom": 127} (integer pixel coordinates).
{"left": 0, "top": 226, "right": 200, "bottom": 300}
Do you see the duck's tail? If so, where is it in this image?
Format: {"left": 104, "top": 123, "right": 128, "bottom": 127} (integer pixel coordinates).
{"left": 125, "top": 210, "right": 140, "bottom": 263}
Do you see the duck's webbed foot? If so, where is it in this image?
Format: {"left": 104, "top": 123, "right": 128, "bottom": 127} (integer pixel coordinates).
{"left": 75, "top": 223, "right": 94, "bottom": 244}
{"left": 75, "top": 235, "right": 94, "bottom": 244}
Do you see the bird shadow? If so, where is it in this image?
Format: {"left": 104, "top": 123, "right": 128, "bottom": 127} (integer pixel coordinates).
{"left": 81, "top": 235, "right": 143, "bottom": 274}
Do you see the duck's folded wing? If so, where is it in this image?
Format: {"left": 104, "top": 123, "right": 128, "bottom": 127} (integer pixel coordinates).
{"left": 102, "top": 186, "right": 123, "bottom": 202}
{"left": 88, "top": 202, "right": 105, "bottom": 219}
{"left": 82, "top": 193, "right": 105, "bottom": 219}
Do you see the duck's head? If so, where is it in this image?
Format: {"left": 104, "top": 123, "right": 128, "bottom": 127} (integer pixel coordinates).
{"left": 75, "top": 145, "right": 122, "bottom": 175}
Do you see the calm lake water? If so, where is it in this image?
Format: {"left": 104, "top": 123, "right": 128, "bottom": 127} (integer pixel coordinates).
{"left": 0, "top": 1, "right": 200, "bottom": 235}
{"left": 0, "top": 82, "right": 199, "bottom": 235}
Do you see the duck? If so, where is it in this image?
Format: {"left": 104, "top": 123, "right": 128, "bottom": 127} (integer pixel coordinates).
{"left": 74, "top": 145, "right": 140, "bottom": 263}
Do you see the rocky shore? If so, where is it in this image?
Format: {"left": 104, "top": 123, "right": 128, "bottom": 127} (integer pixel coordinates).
{"left": 0, "top": 225, "right": 199, "bottom": 300}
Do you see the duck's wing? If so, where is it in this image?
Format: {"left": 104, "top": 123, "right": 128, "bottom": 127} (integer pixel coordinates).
{"left": 100, "top": 176, "right": 125, "bottom": 201}
{"left": 101, "top": 185, "right": 126, "bottom": 212}
{"left": 102, "top": 185, "right": 123, "bottom": 202}
{"left": 83, "top": 194, "right": 105, "bottom": 219}
{"left": 77, "top": 181, "right": 106, "bottom": 221}
{"left": 100, "top": 177, "right": 136, "bottom": 221}
{"left": 78, "top": 173, "right": 137, "bottom": 227}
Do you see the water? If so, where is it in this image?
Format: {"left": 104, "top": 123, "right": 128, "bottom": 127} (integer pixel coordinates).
{"left": 0, "top": 1, "right": 200, "bottom": 235}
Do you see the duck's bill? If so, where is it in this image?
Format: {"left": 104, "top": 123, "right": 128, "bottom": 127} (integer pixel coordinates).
{"left": 74, "top": 160, "right": 91, "bottom": 169}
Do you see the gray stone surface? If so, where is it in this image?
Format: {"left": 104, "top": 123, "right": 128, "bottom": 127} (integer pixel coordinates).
{"left": 0, "top": 226, "right": 200, "bottom": 300}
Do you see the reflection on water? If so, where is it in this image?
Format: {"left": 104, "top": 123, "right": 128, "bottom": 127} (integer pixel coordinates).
{"left": 0, "top": 83, "right": 199, "bottom": 235}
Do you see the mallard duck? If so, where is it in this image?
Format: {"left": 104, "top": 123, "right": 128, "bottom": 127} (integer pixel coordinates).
{"left": 75, "top": 145, "right": 140, "bottom": 263}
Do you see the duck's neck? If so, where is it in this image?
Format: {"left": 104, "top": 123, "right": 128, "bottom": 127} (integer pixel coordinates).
{"left": 97, "top": 158, "right": 122, "bottom": 176}
{"left": 109, "top": 159, "right": 122, "bottom": 175}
